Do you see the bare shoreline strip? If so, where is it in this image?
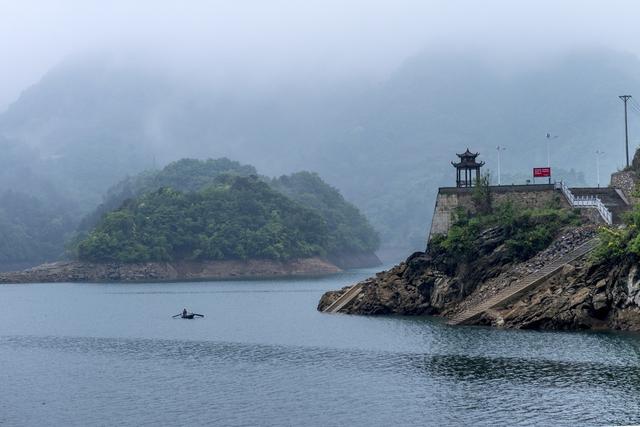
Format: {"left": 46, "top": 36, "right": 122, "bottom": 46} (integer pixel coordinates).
{"left": 0, "top": 257, "right": 342, "bottom": 284}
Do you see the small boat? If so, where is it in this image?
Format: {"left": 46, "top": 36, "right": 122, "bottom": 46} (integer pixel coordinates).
{"left": 172, "top": 310, "right": 204, "bottom": 319}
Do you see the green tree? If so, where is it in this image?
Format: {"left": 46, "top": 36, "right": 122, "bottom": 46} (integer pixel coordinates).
{"left": 472, "top": 173, "right": 492, "bottom": 215}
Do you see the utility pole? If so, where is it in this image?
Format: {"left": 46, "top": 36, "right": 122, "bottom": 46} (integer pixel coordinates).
{"left": 595, "top": 150, "right": 604, "bottom": 188}
{"left": 496, "top": 145, "right": 506, "bottom": 185}
{"left": 545, "top": 133, "right": 558, "bottom": 184}
{"left": 620, "top": 95, "right": 632, "bottom": 167}
{"left": 545, "top": 133, "right": 558, "bottom": 166}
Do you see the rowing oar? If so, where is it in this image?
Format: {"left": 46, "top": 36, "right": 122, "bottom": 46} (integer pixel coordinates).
{"left": 172, "top": 313, "right": 182, "bottom": 318}
{"left": 192, "top": 313, "right": 205, "bottom": 318}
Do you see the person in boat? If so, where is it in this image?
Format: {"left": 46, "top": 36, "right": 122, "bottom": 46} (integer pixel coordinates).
{"left": 182, "top": 308, "right": 188, "bottom": 318}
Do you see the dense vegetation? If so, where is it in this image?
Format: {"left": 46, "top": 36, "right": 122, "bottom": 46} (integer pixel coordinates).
{"left": 79, "top": 158, "right": 256, "bottom": 231}
{"left": 429, "top": 200, "right": 581, "bottom": 274}
{"left": 74, "top": 160, "right": 379, "bottom": 263}
{"left": 593, "top": 162, "right": 640, "bottom": 262}
{"left": 77, "top": 176, "right": 328, "bottom": 262}
{"left": 270, "top": 172, "right": 379, "bottom": 254}
{"left": 594, "top": 204, "right": 640, "bottom": 262}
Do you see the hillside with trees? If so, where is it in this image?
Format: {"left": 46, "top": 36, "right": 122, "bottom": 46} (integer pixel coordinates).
{"left": 73, "top": 159, "right": 380, "bottom": 264}
{"left": 77, "top": 158, "right": 380, "bottom": 260}
{"left": 77, "top": 176, "right": 330, "bottom": 262}
{"left": 78, "top": 158, "right": 257, "bottom": 231}
{"left": 270, "top": 171, "right": 380, "bottom": 256}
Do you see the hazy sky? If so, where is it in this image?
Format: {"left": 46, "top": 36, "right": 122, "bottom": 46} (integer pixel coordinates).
{"left": 2, "top": 0, "right": 640, "bottom": 109}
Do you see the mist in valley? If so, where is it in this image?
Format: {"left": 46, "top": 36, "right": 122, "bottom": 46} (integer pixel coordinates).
{"left": 2, "top": 0, "right": 640, "bottom": 266}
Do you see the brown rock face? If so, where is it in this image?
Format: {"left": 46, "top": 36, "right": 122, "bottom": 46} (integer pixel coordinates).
{"left": 323, "top": 227, "right": 592, "bottom": 316}
{"left": 316, "top": 225, "right": 640, "bottom": 332}
{"left": 488, "top": 258, "right": 640, "bottom": 331}
{"left": 317, "top": 225, "right": 525, "bottom": 316}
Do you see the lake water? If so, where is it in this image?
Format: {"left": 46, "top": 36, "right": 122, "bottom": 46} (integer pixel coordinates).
{"left": 1, "top": 267, "right": 640, "bottom": 426}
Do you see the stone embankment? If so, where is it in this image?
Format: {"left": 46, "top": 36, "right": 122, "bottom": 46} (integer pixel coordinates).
{"left": 319, "top": 225, "right": 640, "bottom": 331}
{"left": 0, "top": 257, "right": 342, "bottom": 284}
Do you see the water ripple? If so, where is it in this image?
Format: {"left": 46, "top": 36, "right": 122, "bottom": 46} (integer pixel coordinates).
{"left": 2, "top": 274, "right": 640, "bottom": 426}
{"left": 1, "top": 334, "right": 639, "bottom": 427}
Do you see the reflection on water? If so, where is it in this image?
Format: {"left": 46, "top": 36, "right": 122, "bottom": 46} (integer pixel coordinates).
{"left": 1, "top": 269, "right": 640, "bottom": 426}
{"left": 419, "top": 353, "right": 640, "bottom": 390}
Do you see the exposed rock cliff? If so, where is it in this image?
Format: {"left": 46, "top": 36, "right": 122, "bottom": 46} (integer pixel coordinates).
{"left": 482, "top": 257, "right": 640, "bottom": 331}
{"left": 317, "top": 225, "right": 640, "bottom": 331}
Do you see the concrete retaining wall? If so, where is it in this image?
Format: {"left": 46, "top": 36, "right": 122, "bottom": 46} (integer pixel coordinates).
{"left": 610, "top": 170, "right": 638, "bottom": 204}
{"left": 428, "top": 184, "right": 569, "bottom": 240}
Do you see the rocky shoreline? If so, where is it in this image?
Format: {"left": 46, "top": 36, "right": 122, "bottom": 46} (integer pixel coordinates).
{"left": 318, "top": 226, "right": 640, "bottom": 332}
{"left": 481, "top": 254, "right": 640, "bottom": 331}
{"left": 0, "top": 257, "right": 344, "bottom": 284}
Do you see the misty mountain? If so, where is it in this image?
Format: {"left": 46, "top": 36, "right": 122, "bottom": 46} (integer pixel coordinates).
{"left": 2, "top": 48, "right": 639, "bottom": 256}
{"left": 0, "top": 191, "right": 76, "bottom": 266}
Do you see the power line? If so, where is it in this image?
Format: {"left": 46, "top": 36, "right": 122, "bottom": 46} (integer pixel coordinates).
{"left": 629, "top": 98, "right": 640, "bottom": 114}
{"left": 628, "top": 97, "right": 640, "bottom": 114}
{"left": 629, "top": 104, "right": 640, "bottom": 115}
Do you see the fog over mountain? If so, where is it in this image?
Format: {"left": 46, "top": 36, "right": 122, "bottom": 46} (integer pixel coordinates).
{"left": 5, "top": 0, "right": 640, "bottom": 109}
{"left": 1, "top": 47, "right": 640, "bottom": 256}
{"left": 3, "top": 1, "right": 640, "bottom": 262}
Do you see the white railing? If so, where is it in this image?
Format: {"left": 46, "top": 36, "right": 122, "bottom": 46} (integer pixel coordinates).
{"left": 560, "top": 181, "right": 612, "bottom": 225}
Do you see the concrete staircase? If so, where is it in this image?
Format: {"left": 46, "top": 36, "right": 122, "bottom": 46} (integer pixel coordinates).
{"left": 569, "top": 187, "right": 630, "bottom": 224}
{"left": 323, "top": 283, "right": 363, "bottom": 313}
{"left": 446, "top": 238, "right": 600, "bottom": 326}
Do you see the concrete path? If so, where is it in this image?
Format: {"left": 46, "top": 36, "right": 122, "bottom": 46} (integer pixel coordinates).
{"left": 323, "top": 283, "right": 363, "bottom": 313}
{"left": 447, "top": 238, "right": 600, "bottom": 326}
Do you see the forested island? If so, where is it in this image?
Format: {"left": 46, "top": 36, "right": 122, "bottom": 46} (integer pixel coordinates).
{"left": 0, "top": 158, "right": 380, "bottom": 283}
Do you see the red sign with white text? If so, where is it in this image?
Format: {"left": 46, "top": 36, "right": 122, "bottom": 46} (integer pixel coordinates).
{"left": 533, "top": 167, "right": 551, "bottom": 178}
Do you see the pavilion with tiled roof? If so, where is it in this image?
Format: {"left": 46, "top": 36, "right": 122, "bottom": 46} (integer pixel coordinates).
{"left": 451, "top": 149, "right": 484, "bottom": 187}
